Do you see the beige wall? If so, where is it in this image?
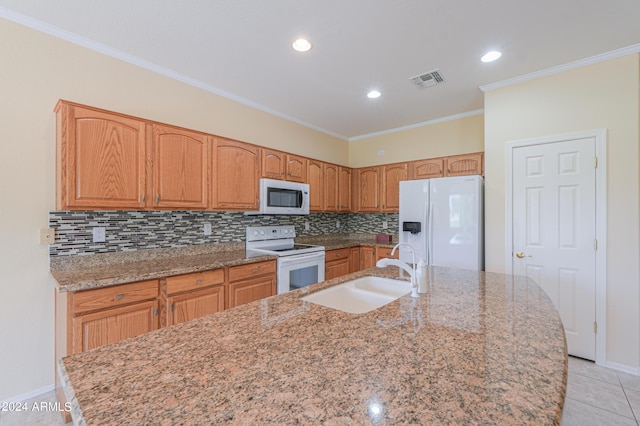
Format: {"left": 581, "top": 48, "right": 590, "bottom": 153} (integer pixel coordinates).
{"left": 0, "top": 18, "right": 347, "bottom": 401}
{"left": 484, "top": 54, "right": 640, "bottom": 369}
{"left": 348, "top": 113, "right": 484, "bottom": 168}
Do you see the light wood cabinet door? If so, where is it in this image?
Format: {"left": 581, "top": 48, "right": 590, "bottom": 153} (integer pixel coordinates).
{"left": 444, "top": 153, "right": 483, "bottom": 176}
{"left": 152, "top": 124, "right": 209, "bottom": 209}
{"left": 349, "top": 247, "right": 361, "bottom": 273}
{"left": 55, "top": 101, "right": 147, "bottom": 210}
{"left": 338, "top": 167, "right": 352, "bottom": 212}
{"left": 360, "top": 247, "right": 376, "bottom": 270}
{"left": 381, "top": 163, "right": 408, "bottom": 212}
{"left": 307, "top": 160, "right": 324, "bottom": 212}
{"left": 376, "top": 246, "right": 399, "bottom": 262}
{"left": 409, "top": 158, "right": 444, "bottom": 179}
{"left": 286, "top": 155, "right": 307, "bottom": 183}
{"left": 212, "top": 138, "right": 260, "bottom": 210}
{"left": 358, "top": 166, "right": 381, "bottom": 212}
{"left": 167, "top": 286, "right": 225, "bottom": 326}
{"left": 323, "top": 163, "right": 339, "bottom": 211}
{"left": 228, "top": 276, "right": 276, "bottom": 308}
{"left": 325, "top": 258, "right": 350, "bottom": 280}
{"left": 261, "top": 149, "right": 286, "bottom": 179}
{"left": 72, "top": 300, "right": 159, "bottom": 354}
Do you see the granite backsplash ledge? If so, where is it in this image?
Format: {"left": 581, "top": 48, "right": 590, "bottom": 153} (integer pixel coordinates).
{"left": 49, "top": 210, "right": 399, "bottom": 257}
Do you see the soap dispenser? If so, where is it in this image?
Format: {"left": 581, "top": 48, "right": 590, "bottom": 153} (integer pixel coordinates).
{"left": 416, "top": 259, "right": 428, "bottom": 293}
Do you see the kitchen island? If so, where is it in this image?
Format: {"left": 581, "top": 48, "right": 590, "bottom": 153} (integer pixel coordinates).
{"left": 59, "top": 266, "right": 567, "bottom": 425}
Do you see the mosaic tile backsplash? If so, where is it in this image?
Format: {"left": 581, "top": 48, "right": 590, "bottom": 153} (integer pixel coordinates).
{"left": 49, "top": 211, "right": 399, "bottom": 257}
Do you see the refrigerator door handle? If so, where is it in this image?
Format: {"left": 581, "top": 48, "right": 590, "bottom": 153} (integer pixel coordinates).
{"left": 428, "top": 202, "right": 434, "bottom": 265}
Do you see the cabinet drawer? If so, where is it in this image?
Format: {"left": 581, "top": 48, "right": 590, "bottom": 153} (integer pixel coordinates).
{"left": 72, "top": 280, "right": 158, "bottom": 315}
{"left": 166, "top": 269, "right": 224, "bottom": 295}
{"left": 326, "top": 248, "right": 350, "bottom": 262}
{"left": 229, "top": 261, "right": 276, "bottom": 282}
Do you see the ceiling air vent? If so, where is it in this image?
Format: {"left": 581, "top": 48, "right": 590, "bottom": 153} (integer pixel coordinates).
{"left": 409, "top": 69, "right": 445, "bottom": 88}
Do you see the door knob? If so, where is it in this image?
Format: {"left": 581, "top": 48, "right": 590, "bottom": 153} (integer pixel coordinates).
{"left": 515, "top": 251, "right": 532, "bottom": 259}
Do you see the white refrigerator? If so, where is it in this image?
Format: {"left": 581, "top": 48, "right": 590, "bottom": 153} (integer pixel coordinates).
{"left": 399, "top": 175, "right": 484, "bottom": 271}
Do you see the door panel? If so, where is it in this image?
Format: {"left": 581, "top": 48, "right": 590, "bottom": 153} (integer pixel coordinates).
{"left": 512, "top": 137, "right": 596, "bottom": 359}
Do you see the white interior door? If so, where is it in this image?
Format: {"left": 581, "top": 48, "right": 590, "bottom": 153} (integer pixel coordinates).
{"left": 512, "top": 137, "right": 596, "bottom": 360}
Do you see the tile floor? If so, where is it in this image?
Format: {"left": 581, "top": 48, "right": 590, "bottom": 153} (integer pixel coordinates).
{"left": 1, "top": 356, "right": 638, "bottom": 425}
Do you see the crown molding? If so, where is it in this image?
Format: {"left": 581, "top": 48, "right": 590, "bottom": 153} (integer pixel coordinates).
{"left": 349, "top": 109, "right": 484, "bottom": 142}
{"left": 480, "top": 44, "right": 640, "bottom": 92}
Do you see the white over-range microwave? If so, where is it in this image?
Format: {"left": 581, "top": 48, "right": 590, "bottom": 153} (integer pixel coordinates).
{"left": 246, "top": 178, "right": 310, "bottom": 215}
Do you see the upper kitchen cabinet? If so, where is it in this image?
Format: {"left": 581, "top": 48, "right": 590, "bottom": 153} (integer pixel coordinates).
{"left": 212, "top": 138, "right": 260, "bottom": 210}
{"left": 323, "top": 163, "right": 339, "bottom": 211}
{"left": 261, "top": 149, "right": 286, "bottom": 179}
{"left": 357, "top": 167, "right": 380, "bottom": 212}
{"left": 151, "top": 124, "right": 210, "bottom": 209}
{"left": 338, "top": 167, "right": 352, "bottom": 212}
{"left": 286, "top": 154, "right": 307, "bottom": 183}
{"left": 307, "top": 159, "right": 324, "bottom": 212}
{"left": 261, "top": 149, "right": 307, "bottom": 183}
{"left": 381, "top": 163, "right": 408, "bottom": 212}
{"left": 444, "top": 152, "right": 483, "bottom": 176}
{"left": 55, "top": 101, "right": 147, "bottom": 210}
{"left": 409, "top": 158, "right": 444, "bottom": 180}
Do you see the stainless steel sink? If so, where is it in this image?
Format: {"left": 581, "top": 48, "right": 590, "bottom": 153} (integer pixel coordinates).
{"left": 301, "top": 276, "right": 411, "bottom": 314}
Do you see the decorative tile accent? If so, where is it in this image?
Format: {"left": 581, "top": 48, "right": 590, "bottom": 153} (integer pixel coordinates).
{"left": 49, "top": 211, "right": 399, "bottom": 257}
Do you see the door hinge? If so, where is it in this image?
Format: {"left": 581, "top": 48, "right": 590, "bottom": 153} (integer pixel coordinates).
{"left": 594, "top": 239, "right": 598, "bottom": 250}
{"left": 594, "top": 157, "right": 598, "bottom": 168}
{"left": 593, "top": 321, "right": 598, "bottom": 333}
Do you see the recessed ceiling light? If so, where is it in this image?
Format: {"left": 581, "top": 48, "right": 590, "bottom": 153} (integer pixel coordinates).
{"left": 367, "top": 90, "right": 381, "bottom": 99}
{"left": 481, "top": 51, "right": 502, "bottom": 63}
{"left": 292, "top": 38, "right": 312, "bottom": 52}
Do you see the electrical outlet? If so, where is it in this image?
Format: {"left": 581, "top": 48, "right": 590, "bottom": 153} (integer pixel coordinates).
{"left": 382, "top": 221, "right": 388, "bottom": 229}
{"left": 92, "top": 227, "right": 106, "bottom": 243}
{"left": 336, "top": 220, "right": 340, "bottom": 229}
{"left": 204, "top": 223, "right": 212, "bottom": 236}
{"left": 304, "top": 221, "right": 310, "bottom": 231}
{"left": 40, "top": 228, "right": 55, "bottom": 244}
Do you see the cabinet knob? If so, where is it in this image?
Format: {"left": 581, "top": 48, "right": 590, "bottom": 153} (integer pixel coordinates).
{"left": 195, "top": 279, "right": 203, "bottom": 284}
{"left": 155, "top": 194, "right": 160, "bottom": 204}
{"left": 336, "top": 253, "right": 342, "bottom": 257}
{"left": 154, "top": 308, "right": 159, "bottom": 316}
{"left": 253, "top": 268, "right": 260, "bottom": 273}
{"left": 114, "top": 294, "right": 125, "bottom": 300}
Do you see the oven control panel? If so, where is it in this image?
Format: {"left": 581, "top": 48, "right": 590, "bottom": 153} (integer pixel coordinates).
{"left": 246, "top": 225, "right": 296, "bottom": 242}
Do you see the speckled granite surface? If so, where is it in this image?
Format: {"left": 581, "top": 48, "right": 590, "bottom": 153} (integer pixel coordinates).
{"left": 50, "top": 235, "right": 394, "bottom": 292}
{"left": 59, "top": 266, "right": 567, "bottom": 425}
{"left": 50, "top": 242, "right": 276, "bottom": 292}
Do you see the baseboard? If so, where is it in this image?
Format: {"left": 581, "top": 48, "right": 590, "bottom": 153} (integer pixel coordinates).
{"left": 0, "top": 384, "right": 55, "bottom": 405}
{"left": 604, "top": 360, "right": 640, "bottom": 376}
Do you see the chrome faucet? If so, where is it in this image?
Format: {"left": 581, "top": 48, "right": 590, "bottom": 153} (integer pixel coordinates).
{"left": 376, "top": 242, "right": 418, "bottom": 298}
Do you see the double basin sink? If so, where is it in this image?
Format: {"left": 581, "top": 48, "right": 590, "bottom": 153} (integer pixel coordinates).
{"left": 301, "top": 276, "right": 412, "bottom": 314}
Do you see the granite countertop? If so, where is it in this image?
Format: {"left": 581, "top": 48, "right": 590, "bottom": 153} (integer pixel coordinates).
{"left": 59, "top": 266, "right": 567, "bottom": 425}
{"left": 50, "top": 234, "right": 396, "bottom": 292}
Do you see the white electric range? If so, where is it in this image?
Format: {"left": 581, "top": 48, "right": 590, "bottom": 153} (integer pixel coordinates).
{"left": 246, "top": 226, "right": 325, "bottom": 294}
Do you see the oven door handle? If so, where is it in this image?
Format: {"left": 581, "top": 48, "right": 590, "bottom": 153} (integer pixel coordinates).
{"left": 278, "top": 252, "right": 325, "bottom": 265}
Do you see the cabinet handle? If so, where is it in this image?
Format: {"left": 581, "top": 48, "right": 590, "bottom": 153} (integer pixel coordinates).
{"left": 253, "top": 268, "right": 260, "bottom": 273}
{"left": 114, "top": 294, "right": 125, "bottom": 300}
{"left": 155, "top": 194, "right": 160, "bottom": 204}
{"left": 336, "top": 253, "right": 342, "bottom": 257}
{"left": 169, "top": 304, "right": 174, "bottom": 312}
{"left": 141, "top": 194, "right": 146, "bottom": 203}
{"left": 154, "top": 308, "right": 159, "bottom": 316}
{"left": 195, "top": 279, "right": 203, "bottom": 284}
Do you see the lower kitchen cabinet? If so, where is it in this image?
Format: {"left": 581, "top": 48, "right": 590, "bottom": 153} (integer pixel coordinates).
{"left": 165, "top": 269, "right": 225, "bottom": 326}
{"left": 72, "top": 300, "right": 159, "bottom": 353}
{"left": 376, "top": 246, "right": 399, "bottom": 262}
{"left": 360, "top": 247, "right": 376, "bottom": 269}
{"left": 349, "top": 247, "right": 361, "bottom": 273}
{"left": 67, "top": 279, "right": 160, "bottom": 354}
{"left": 228, "top": 260, "right": 277, "bottom": 308}
{"left": 325, "top": 248, "right": 351, "bottom": 280}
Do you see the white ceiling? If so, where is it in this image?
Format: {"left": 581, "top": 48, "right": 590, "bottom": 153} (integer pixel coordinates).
{"left": 1, "top": 1, "right": 639, "bottom": 140}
